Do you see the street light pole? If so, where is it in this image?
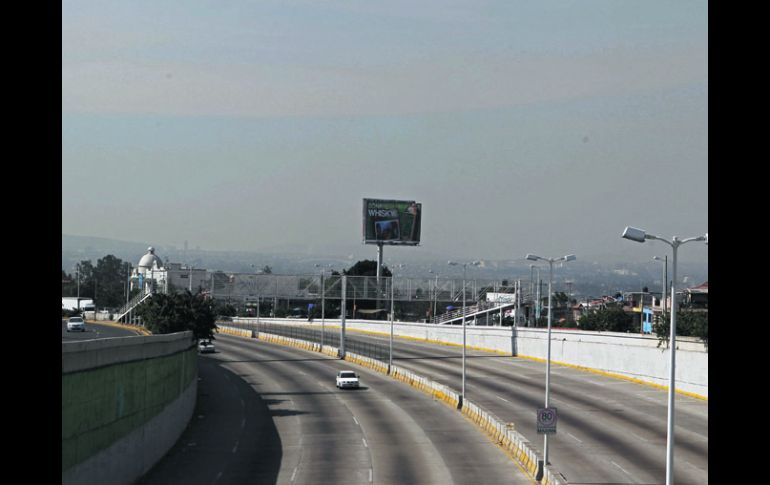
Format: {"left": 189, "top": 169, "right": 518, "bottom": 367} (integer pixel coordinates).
{"left": 526, "top": 253, "right": 576, "bottom": 477}
{"left": 622, "top": 227, "right": 707, "bottom": 485}
{"left": 389, "top": 275, "right": 394, "bottom": 372}
{"left": 448, "top": 260, "right": 480, "bottom": 401}
{"left": 76, "top": 263, "right": 81, "bottom": 305}
{"left": 321, "top": 271, "right": 325, "bottom": 350}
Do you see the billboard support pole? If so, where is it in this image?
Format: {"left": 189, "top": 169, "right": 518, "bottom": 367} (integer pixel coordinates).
{"left": 321, "top": 272, "right": 325, "bottom": 351}
{"left": 340, "top": 275, "right": 346, "bottom": 359}
{"left": 377, "top": 242, "right": 383, "bottom": 309}
{"left": 389, "top": 276, "right": 394, "bottom": 373}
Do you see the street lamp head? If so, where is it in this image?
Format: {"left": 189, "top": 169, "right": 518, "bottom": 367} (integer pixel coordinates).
{"left": 622, "top": 226, "right": 647, "bottom": 243}
{"left": 526, "top": 254, "right": 541, "bottom": 262}
{"left": 562, "top": 254, "right": 576, "bottom": 262}
{"left": 447, "top": 261, "right": 457, "bottom": 266}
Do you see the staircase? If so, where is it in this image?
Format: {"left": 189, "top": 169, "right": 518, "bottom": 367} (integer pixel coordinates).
{"left": 115, "top": 287, "right": 153, "bottom": 323}
{"left": 433, "top": 288, "right": 534, "bottom": 325}
{"left": 433, "top": 301, "right": 520, "bottom": 325}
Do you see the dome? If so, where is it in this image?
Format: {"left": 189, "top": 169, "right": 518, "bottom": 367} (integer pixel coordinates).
{"left": 138, "top": 247, "right": 163, "bottom": 269}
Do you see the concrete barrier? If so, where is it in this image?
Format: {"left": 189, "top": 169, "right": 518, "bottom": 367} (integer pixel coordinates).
{"left": 62, "top": 331, "right": 197, "bottom": 485}
{"left": 233, "top": 317, "right": 708, "bottom": 398}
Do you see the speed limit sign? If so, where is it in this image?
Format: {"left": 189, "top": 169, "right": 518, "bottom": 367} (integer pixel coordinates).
{"left": 537, "top": 407, "right": 557, "bottom": 434}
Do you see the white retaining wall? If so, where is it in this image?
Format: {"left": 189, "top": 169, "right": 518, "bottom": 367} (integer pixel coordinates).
{"left": 234, "top": 318, "right": 708, "bottom": 398}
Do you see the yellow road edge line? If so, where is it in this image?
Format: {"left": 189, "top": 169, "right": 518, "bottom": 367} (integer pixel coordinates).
{"left": 86, "top": 320, "right": 152, "bottom": 335}
{"left": 514, "top": 354, "right": 708, "bottom": 401}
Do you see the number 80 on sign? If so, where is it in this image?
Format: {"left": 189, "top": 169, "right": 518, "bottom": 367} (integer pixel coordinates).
{"left": 537, "top": 407, "right": 557, "bottom": 434}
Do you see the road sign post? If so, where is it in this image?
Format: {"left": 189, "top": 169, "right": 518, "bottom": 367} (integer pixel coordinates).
{"left": 536, "top": 407, "right": 558, "bottom": 480}
{"left": 537, "top": 407, "right": 558, "bottom": 434}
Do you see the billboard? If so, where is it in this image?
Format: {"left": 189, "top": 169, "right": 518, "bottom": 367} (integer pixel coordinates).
{"left": 363, "top": 198, "right": 422, "bottom": 245}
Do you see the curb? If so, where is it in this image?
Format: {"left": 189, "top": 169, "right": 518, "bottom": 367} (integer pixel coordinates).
{"left": 86, "top": 320, "right": 152, "bottom": 336}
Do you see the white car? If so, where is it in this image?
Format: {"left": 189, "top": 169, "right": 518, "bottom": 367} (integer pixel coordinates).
{"left": 336, "top": 370, "right": 360, "bottom": 389}
{"left": 198, "top": 339, "right": 215, "bottom": 354}
{"left": 66, "top": 316, "right": 86, "bottom": 332}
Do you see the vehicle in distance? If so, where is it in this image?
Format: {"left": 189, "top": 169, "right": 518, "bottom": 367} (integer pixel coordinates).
{"left": 66, "top": 316, "right": 86, "bottom": 332}
{"left": 198, "top": 339, "right": 215, "bottom": 353}
{"left": 336, "top": 370, "right": 360, "bottom": 389}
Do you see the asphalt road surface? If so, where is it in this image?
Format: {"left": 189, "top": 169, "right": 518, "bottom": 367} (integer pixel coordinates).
{"left": 228, "top": 322, "right": 708, "bottom": 485}
{"left": 61, "top": 320, "right": 145, "bottom": 341}
{"left": 138, "top": 333, "right": 535, "bottom": 485}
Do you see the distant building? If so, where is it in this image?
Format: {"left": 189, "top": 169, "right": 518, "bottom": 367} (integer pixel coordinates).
{"left": 682, "top": 281, "right": 708, "bottom": 309}
{"left": 129, "top": 247, "right": 208, "bottom": 295}
{"left": 165, "top": 262, "right": 209, "bottom": 293}
{"left": 130, "top": 247, "right": 166, "bottom": 293}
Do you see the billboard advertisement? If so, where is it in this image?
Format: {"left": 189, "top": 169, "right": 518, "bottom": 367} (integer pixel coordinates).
{"left": 363, "top": 198, "right": 422, "bottom": 245}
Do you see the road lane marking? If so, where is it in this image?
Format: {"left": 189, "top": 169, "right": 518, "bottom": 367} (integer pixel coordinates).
{"left": 362, "top": 438, "right": 368, "bottom": 448}
{"left": 567, "top": 432, "right": 583, "bottom": 444}
{"left": 369, "top": 468, "right": 373, "bottom": 482}
{"left": 291, "top": 467, "right": 298, "bottom": 482}
{"left": 353, "top": 416, "right": 359, "bottom": 425}
{"left": 610, "top": 460, "right": 636, "bottom": 481}
{"left": 212, "top": 471, "right": 223, "bottom": 484}
{"left": 495, "top": 394, "right": 511, "bottom": 403}
{"left": 241, "top": 418, "right": 246, "bottom": 429}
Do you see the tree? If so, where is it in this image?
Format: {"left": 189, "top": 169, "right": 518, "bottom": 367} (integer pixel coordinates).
{"left": 134, "top": 290, "right": 217, "bottom": 340}
{"left": 654, "top": 311, "right": 708, "bottom": 348}
{"left": 341, "top": 260, "right": 393, "bottom": 319}
{"left": 66, "top": 255, "right": 132, "bottom": 309}
{"left": 578, "top": 304, "right": 635, "bottom": 332}
{"left": 93, "top": 255, "right": 132, "bottom": 309}
{"left": 553, "top": 292, "right": 569, "bottom": 307}
{"left": 62, "top": 270, "right": 77, "bottom": 297}
{"left": 76, "top": 260, "right": 96, "bottom": 298}
{"left": 343, "top": 260, "right": 392, "bottom": 277}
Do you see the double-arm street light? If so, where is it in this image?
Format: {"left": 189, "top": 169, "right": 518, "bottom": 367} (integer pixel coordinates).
{"left": 525, "top": 253, "right": 576, "bottom": 476}
{"left": 447, "top": 260, "right": 481, "bottom": 401}
{"left": 622, "top": 226, "right": 707, "bottom": 485}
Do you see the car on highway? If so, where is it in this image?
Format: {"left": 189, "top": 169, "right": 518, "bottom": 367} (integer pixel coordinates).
{"left": 336, "top": 370, "right": 360, "bottom": 389}
{"left": 66, "top": 316, "right": 86, "bottom": 332}
{"left": 198, "top": 339, "right": 215, "bottom": 353}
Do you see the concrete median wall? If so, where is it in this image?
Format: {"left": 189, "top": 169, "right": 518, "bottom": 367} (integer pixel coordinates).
{"left": 233, "top": 317, "right": 708, "bottom": 398}
{"left": 62, "top": 331, "right": 197, "bottom": 485}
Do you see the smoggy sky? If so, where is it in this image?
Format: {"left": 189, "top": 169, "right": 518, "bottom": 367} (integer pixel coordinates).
{"left": 62, "top": 1, "right": 708, "bottom": 265}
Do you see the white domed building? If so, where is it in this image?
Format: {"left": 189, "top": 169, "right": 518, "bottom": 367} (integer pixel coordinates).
{"left": 129, "top": 246, "right": 209, "bottom": 295}
{"left": 131, "top": 247, "right": 168, "bottom": 293}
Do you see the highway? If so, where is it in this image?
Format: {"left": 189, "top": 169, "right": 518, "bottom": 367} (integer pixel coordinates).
{"left": 61, "top": 319, "right": 145, "bottom": 341}
{"left": 231, "top": 322, "right": 708, "bottom": 485}
{"left": 138, "top": 333, "right": 535, "bottom": 485}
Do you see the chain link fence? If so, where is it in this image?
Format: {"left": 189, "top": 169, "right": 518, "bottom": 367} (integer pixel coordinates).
{"left": 207, "top": 273, "right": 520, "bottom": 304}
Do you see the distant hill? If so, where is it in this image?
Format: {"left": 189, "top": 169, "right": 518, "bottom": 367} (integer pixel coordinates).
{"left": 62, "top": 234, "right": 707, "bottom": 297}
